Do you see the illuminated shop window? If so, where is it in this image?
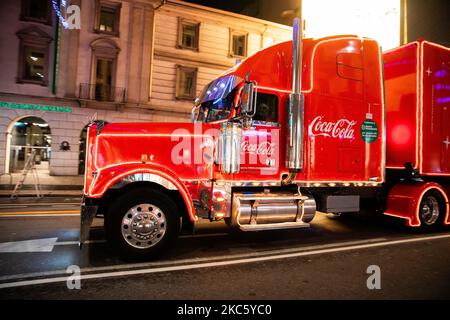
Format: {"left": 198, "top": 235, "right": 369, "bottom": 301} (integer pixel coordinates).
{"left": 8, "top": 116, "right": 52, "bottom": 174}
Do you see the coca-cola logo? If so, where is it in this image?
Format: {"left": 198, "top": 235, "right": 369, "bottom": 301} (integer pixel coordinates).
{"left": 241, "top": 141, "right": 275, "bottom": 156}
{"left": 309, "top": 116, "right": 357, "bottom": 140}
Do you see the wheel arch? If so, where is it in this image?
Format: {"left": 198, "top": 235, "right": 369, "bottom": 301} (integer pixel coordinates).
{"left": 384, "top": 182, "right": 449, "bottom": 227}
{"left": 86, "top": 165, "right": 197, "bottom": 222}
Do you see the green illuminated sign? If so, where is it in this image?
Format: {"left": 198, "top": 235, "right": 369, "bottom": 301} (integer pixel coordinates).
{"left": 0, "top": 101, "right": 72, "bottom": 113}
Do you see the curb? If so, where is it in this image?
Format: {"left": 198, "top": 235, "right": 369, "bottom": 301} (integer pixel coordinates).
{"left": 0, "top": 191, "right": 83, "bottom": 198}
{"left": 0, "top": 185, "right": 83, "bottom": 191}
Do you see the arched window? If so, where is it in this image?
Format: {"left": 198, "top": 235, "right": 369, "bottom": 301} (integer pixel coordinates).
{"left": 6, "top": 116, "right": 51, "bottom": 174}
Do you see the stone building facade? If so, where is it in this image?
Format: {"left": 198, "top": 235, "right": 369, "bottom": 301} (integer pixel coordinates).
{"left": 0, "top": 0, "right": 291, "bottom": 178}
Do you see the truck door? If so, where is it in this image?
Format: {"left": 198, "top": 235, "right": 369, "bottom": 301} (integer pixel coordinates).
{"left": 441, "top": 65, "right": 450, "bottom": 172}
{"left": 240, "top": 92, "right": 281, "bottom": 178}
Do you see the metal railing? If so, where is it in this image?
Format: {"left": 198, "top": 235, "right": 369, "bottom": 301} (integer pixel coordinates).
{"left": 78, "top": 83, "right": 126, "bottom": 103}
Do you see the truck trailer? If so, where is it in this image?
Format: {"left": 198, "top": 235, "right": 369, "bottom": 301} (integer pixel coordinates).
{"left": 80, "top": 20, "right": 450, "bottom": 259}
{"left": 384, "top": 40, "right": 450, "bottom": 228}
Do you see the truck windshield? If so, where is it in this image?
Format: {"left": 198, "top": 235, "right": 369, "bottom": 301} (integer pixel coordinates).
{"left": 195, "top": 75, "right": 242, "bottom": 123}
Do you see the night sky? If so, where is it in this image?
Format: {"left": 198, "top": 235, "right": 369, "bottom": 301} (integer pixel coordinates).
{"left": 184, "top": 0, "right": 450, "bottom": 46}
{"left": 407, "top": 0, "right": 450, "bottom": 45}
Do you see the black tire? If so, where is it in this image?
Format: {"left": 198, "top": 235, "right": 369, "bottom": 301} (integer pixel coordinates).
{"left": 418, "top": 190, "right": 445, "bottom": 231}
{"left": 224, "top": 217, "right": 241, "bottom": 235}
{"left": 105, "top": 187, "right": 180, "bottom": 260}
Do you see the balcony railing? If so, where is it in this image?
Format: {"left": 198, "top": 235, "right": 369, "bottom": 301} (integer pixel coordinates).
{"left": 78, "top": 83, "right": 126, "bottom": 103}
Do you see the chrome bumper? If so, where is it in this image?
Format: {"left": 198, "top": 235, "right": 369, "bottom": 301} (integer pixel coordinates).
{"left": 79, "top": 196, "right": 98, "bottom": 246}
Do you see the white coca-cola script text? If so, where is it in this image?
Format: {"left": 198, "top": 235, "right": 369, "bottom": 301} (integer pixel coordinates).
{"left": 309, "top": 116, "right": 356, "bottom": 140}
{"left": 241, "top": 141, "right": 275, "bottom": 156}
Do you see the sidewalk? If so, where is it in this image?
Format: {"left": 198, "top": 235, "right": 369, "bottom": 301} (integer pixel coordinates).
{"left": 0, "top": 170, "right": 83, "bottom": 198}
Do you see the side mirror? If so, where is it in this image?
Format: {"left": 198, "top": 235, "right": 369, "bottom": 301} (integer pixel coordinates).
{"left": 240, "top": 81, "right": 257, "bottom": 116}
{"left": 191, "top": 97, "right": 200, "bottom": 123}
{"left": 191, "top": 105, "right": 199, "bottom": 123}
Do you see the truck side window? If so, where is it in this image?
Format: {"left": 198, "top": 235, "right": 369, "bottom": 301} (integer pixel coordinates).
{"left": 253, "top": 93, "right": 278, "bottom": 124}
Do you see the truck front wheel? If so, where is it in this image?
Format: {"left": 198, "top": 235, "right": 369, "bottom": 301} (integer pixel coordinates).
{"left": 105, "top": 188, "right": 180, "bottom": 260}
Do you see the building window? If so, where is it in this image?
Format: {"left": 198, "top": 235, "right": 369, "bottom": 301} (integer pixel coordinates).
{"left": 23, "top": 47, "right": 46, "bottom": 82}
{"left": 21, "top": 0, "right": 52, "bottom": 25}
{"left": 16, "top": 27, "right": 53, "bottom": 85}
{"left": 94, "top": 58, "right": 114, "bottom": 101}
{"left": 229, "top": 30, "right": 248, "bottom": 58}
{"left": 95, "top": 0, "right": 121, "bottom": 36}
{"left": 176, "top": 66, "right": 197, "bottom": 100}
{"left": 78, "top": 38, "right": 125, "bottom": 103}
{"left": 177, "top": 18, "right": 200, "bottom": 51}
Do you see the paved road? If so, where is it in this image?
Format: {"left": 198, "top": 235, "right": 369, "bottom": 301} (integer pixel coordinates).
{"left": 0, "top": 201, "right": 449, "bottom": 300}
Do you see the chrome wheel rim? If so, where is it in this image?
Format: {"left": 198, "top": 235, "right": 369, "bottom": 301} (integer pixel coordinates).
{"left": 421, "top": 196, "right": 439, "bottom": 226}
{"left": 121, "top": 203, "right": 167, "bottom": 249}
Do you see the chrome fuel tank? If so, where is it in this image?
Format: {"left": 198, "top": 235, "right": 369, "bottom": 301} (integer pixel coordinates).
{"left": 231, "top": 191, "right": 316, "bottom": 230}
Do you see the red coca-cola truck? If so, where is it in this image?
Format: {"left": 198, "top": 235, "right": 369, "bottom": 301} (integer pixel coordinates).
{"left": 80, "top": 19, "right": 450, "bottom": 259}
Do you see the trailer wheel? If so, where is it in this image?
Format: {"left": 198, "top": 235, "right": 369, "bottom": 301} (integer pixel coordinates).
{"left": 105, "top": 187, "right": 180, "bottom": 260}
{"left": 418, "top": 190, "right": 445, "bottom": 230}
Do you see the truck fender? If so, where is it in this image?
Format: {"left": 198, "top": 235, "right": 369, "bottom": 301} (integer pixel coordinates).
{"left": 384, "top": 182, "right": 449, "bottom": 227}
{"left": 86, "top": 163, "right": 197, "bottom": 221}
{"left": 444, "top": 186, "right": 450, "bottom": 226}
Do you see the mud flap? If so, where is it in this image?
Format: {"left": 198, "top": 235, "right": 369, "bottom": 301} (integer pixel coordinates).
{"left": 79, "top": 197, "right": 98, "bottom": 247}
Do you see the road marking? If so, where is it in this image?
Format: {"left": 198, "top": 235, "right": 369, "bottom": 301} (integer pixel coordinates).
{"left": 0, "top": 210, "right": 80, "bottom": 216}
{"left": 0, "top": 214, "right": 80, "bottom": 217}
{"left": 0, "top": 206, "right": 79, "bottom": 210}
{"left": 0, "top": 232, "right": 227, "bottom": 254}
{"left": 53, "top": 233, "right": 229, "bottom": 245}
{"left": 0, "top": 210, "right": 79, "bottom": 215}
{"left": 0, "top": 237, "right": 387, "bottom": 282}
{"left": 0, "top": 203, "right": 80, "bottom": 207}
{"left": 0, "top": 238, "right": 57, "bottom": 253}
{"left": 46, "top": 233, "right": 229, "bottom": 246}
{"left": 54, "top": 240, "right": 106, "bottom": 246}
{"left": 0, "top": 233, "right": 449, "bottom": 289}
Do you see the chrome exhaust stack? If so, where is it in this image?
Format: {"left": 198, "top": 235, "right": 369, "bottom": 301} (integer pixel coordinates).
{"left": 287, "top": 17, "right": 305, "bottom": 172}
